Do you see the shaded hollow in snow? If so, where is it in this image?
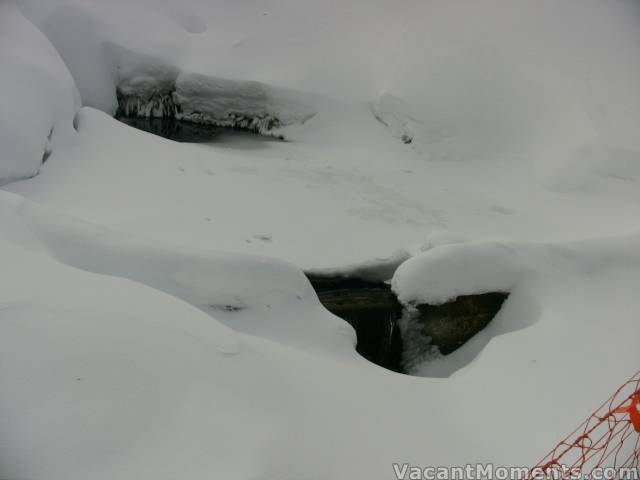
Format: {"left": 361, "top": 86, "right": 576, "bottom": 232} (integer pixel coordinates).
{"left": 308, "top": 275, "right": 404, "bottom": 373}
{"left": 308, "top": 274, "right": 508, "bottom": 375}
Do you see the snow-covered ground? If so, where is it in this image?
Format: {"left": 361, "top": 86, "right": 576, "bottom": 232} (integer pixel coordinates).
{"left": 0, "top": 1, "right": 78, "bottom": 184}
{"left": 7, "top": 0, "right": 640, "bottom": 270}
{"left": 2, "top": 0, "right": 640, "bottom": 478}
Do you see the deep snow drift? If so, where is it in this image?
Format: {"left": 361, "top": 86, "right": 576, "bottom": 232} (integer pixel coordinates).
{"left": 2, "top": 0, "right": 640, "bottom": 478}
{"left": 0, "top": 1, "right": 78, "bottom": 185}
{"left": 7, "top": 0, "right": 640, "bottom": 269}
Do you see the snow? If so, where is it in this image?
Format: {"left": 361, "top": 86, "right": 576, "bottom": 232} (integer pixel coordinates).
{"left": 111, "top": 43, "right": 318, "bottom": 131}
{"left": 0, "top": 1, "right": 78, "bottom": 185}
{"left": 391, "top": 236, "right": 640, "bottom": 375}
{"left": 2, "top": 0, "right": 640, "bottom": 478}
{"left": 2, "top": 188, "right": 640, "bottom": 479}
{"left": 392, "top": 235, "right": 640, "bottom": 306}
{"left": 8, "top": 101, "right": 640, "bottom": 270}
{"left": 4, "top": 0, "right": 640, "bottom": 268}
{"left": 20, "top": 194, "right": 350, "bottom": 354}
{"left": 174, "top": 72, "right": 317, "bottom": 131}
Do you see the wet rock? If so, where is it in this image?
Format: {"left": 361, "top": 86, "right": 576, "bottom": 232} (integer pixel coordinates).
{"left": 407, "top": 292, "right": 508, "bottom": 355}
{"left": 308, "top": 274, "right": 507, "bottom": 375}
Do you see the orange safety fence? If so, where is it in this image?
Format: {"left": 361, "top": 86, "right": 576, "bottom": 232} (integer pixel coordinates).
{"left": 529, "top": 371, "right": 640, "bottom": 479}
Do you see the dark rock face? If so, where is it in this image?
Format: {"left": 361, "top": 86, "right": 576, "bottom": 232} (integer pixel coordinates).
{"left": 409, "top": 292, "right": 508, "bottom": 355}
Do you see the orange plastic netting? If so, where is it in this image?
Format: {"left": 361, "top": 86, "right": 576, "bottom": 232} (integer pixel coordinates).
{"left": 529, "top": 371, "right": 640, "bottom": 479}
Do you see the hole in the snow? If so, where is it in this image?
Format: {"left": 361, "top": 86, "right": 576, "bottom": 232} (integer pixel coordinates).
{"left": 308, "top": 275, "right": 405, "bottom": 373}
{"left": 308, "top": 274, "right": 508, "bottom": 376}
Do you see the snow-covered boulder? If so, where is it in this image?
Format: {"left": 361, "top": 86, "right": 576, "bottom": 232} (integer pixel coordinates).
{"left": 391, "top": 236, "right": 640, "bottom": 377}
{"left": 0, "top": 1, "right": 79, "bottom": 185}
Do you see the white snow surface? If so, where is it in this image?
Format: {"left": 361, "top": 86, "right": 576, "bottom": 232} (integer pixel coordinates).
{"left": 391, "top": 236, "right": 640, "bottom": 376}
{"left": 0, "top": 1, "right": 78, "bottom": 184}
{"left": 2, "top": 0, "right": 640, "bottom": 478}
{"left": 2, "top": 187, "right": 640, "bottom": 478}
{"left": 6, "top": 0, "right": 640, "bottom": 268}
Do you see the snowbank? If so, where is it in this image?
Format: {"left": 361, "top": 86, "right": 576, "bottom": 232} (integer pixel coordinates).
{"left": 21, "top": 1, "right": 188, "bottom": 113}
{"left": 17, "top": 0, "right": 640, "bottom": 149}
{"left": 2, "top": 188, "right": 640, "bottom": 478}
{"left": 6, "top": 0, "right": 640, "bottom": 269}
{"left": 0, "top": 1, "right": 78, "bottom": 185}
{"left": 15, "top": 1, "right": 318, "bottom": 131}
{"left": 392, "top": 235, "right": 640, "bottom": 376}
{"left": 2, "top": 1, "right": 640, "bottom": 476}
{"left": 110, "top": 43, "right": 319, "bottom": 132}
{"left": 1, "top": 190, "right": 351, "bottom": 355}
{"left": 392, "top": 236, "right": 640, "bottom": 306}
{"left": 174, "top": 73, "right": 316, "bottom": 132}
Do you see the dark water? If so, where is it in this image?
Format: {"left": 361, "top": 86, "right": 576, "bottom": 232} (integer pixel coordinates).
{"left": 308, "top": 276, "right": 405, "bottom": 373}
{"left": 115, "top": 115, "right": 288, "bottom": 146}
{"left": 116, "top": 116, "right": 220, "bottom": 143}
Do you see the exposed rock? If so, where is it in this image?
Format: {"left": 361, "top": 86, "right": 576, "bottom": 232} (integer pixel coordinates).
{"left": 402, "top": 292, "right": 508, "bottom": 357}
{"left": 308, "top": 273, "right": 507, "bottom": 375}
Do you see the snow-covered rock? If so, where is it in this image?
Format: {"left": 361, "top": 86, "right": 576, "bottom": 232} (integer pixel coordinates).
{"left": 392, "top": 235, "right": 640, "bottom": 377}
{"left": 174, "top": 72, "right": 316, "bottom": 132}
{"left": 0, "top": 1, "right": 78, "bottom": 185}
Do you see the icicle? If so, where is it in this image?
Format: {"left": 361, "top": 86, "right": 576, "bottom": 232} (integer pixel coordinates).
{"left": 116, "top": 89, "right": 282, "bottom": 135}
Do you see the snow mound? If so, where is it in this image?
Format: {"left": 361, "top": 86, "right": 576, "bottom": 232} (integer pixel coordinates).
{"left": 38, "top": 3, "right": 118, "bottom": 113}
{"left": 111, "top": 45, "right": 318, "bottom": 132}
{"left": 111, "top": 45, "right": 180, "bottom": 102}
{"left": 392, "top": 234, "right": 640, "bottom": 376}
{"left": 391, "top": 235, "right": 640, "bottom": 306}
{"left": 3, "top": 0, "right": 640, "bottom": 475}
{"left": 0, "top": 1, "right": 79, "bottom": 185}
{"left": 26, "top": 1, "right": 188, "bottom": 113}
{"left": 18, "top": 1, "right": 317, "bottom": 132}
{"left": 4, "top": 186, "right": 640, "bottom": 476}
{"left": 374, "top": 61, "right": 602, "bottom": 174}
{"left": 392, "top": 242, "right": 547, "bottom": 305}
{"left": 4, "top": 190, "right": 351, "bottom": 355}
{"left": 175, "top": 73, "right": 316, "bottom": 132}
